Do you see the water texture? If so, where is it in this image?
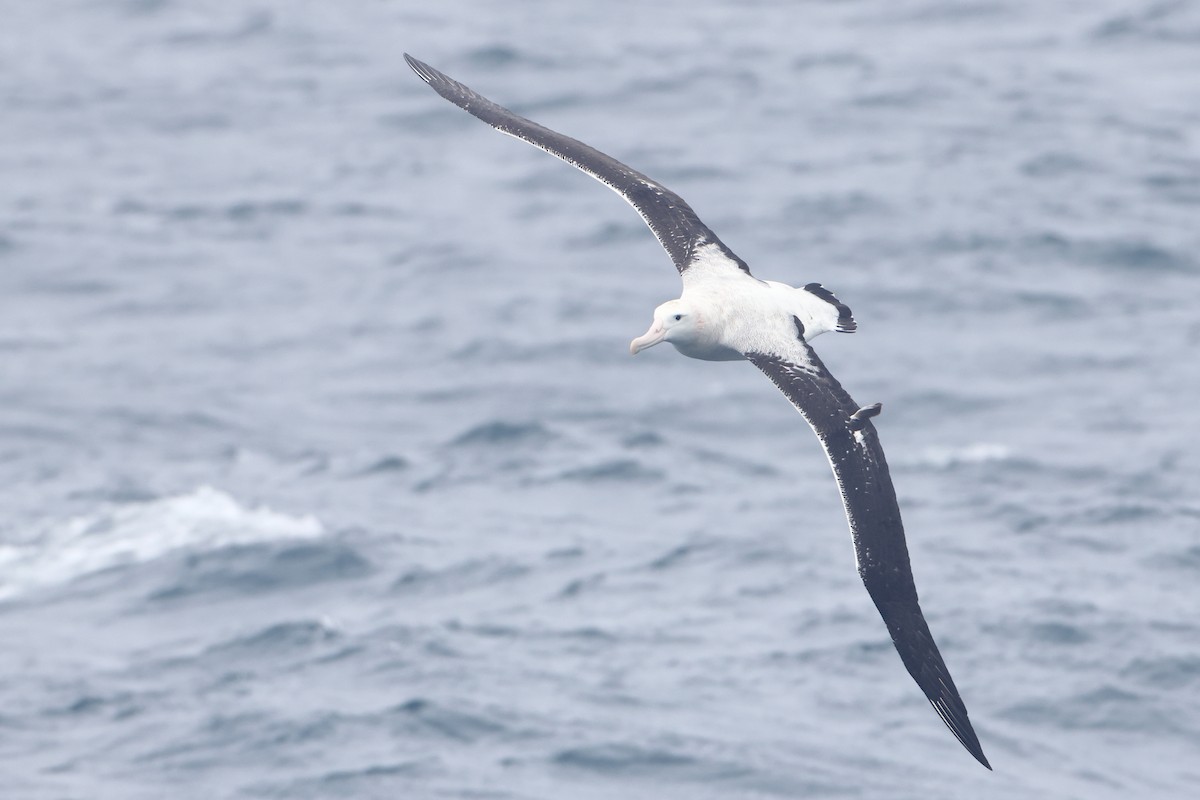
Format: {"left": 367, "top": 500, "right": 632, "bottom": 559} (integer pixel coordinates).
{"left": 1, "top": 1, "right": 1198, "bottom": 798}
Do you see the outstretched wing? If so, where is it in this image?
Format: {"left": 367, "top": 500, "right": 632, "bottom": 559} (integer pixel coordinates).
{"left": 404, "top": 54, "right": 750, "bottom": 278}
{"left": 743, "top": 319, "right": 991, "bottom": 770}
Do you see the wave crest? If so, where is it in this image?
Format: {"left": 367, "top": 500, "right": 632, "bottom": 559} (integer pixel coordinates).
{"left": 0, "top": 486, "right": 323, "bottom": 600}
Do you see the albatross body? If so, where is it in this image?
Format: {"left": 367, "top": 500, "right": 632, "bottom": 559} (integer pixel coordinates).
{"left": 405, "top": 54, "right": 991, "bottom": 770}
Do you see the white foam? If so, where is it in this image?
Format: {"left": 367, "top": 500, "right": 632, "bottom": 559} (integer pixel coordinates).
{"left": 907, "top": 443, "right": 1014, "bottom": 469}
{"left": 0, "top": 486, "right": 323, "bottom": 601}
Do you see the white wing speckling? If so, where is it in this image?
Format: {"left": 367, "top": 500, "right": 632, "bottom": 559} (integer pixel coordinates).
{"left": 740, "top": 317, "right": 992, "bottom": 771}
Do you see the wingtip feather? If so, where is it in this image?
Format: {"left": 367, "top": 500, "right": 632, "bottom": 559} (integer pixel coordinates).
{"left": 929, "top": 697, "right": 992, "bottom": 770}
{"left": 403, "top": 53, "right": 437, "bottom": 85}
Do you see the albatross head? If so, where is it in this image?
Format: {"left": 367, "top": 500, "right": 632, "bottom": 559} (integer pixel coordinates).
{"left": 630, "top": 300, "right": 695, "bottom": 355}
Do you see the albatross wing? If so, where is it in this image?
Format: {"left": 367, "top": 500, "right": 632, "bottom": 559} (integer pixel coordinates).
{"left": 404, "top": 54, "right": 750, "bottom": 278}
{"left": 742, "top": 319, "right": 991, "bottom": 770}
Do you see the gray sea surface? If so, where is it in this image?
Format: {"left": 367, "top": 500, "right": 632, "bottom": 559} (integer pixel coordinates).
{"left": 2, "top": 1, "right": 1199, "bottom": 798}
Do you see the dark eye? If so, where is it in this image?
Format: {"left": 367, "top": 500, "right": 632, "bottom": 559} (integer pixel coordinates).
{"left": 673, "top": 314, "right": 682, "bottom": 321}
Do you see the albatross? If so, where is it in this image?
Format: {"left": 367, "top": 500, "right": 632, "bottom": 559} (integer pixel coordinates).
{"left": 405, "top": 54, "right": 991, "bottom": 770}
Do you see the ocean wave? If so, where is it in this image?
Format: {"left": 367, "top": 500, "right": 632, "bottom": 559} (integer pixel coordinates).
{"left": 387, "top": 697, "right": 511, "bottom": 742}
{"left": 903, "top": 443, "right": 1016, "bottom": 469}
{"left": 1092, "top": 1, "right": 1200, "bottom": 43}
{"left": 148, "top": 541, "right": 370, "bottom": 602}
{"left": 555, "top": 458, "right": 663, "bottom": 483}
{"left": 205, "top": 619, "right": 343, "bottom": 658}
{"left": 551, "top": 742, "right": 751, "bottom": 783}
{"left": 451, "top": 420, "right": 557, "bottom": 447}
{"left": 391, "top": 557, "right": 530, "bottom": 596}
{"left": 1001, "top": 685, "right": 1172, "bottom": 733}
{"left": 0, "top": 486, "right": 323, "bottom": 601}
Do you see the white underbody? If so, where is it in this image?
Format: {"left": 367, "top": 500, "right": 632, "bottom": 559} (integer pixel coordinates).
{"left": 665, "top": 244, "right": 843, "bottom": 362}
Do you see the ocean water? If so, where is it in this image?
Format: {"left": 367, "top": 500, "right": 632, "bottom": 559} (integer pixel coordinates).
{"left": 2, "top": 1, "right": 1199, "bottom": 797}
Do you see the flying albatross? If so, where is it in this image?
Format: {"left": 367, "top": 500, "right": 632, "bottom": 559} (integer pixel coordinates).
{"left": 405, "top": 54, "right": 990, "bottom": 770}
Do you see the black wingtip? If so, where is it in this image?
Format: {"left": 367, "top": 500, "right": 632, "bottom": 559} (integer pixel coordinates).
{"left": 936, "top": 699, "right": 991, "bottom": 769}
{"left": 874, "top": 598, "right": 992, "bottom": 771}
{"left": 928, "top": 695, "right": 992, "bottom": 770}
{"left": 403, "top": 53, "right": 437, "bottom": 85}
